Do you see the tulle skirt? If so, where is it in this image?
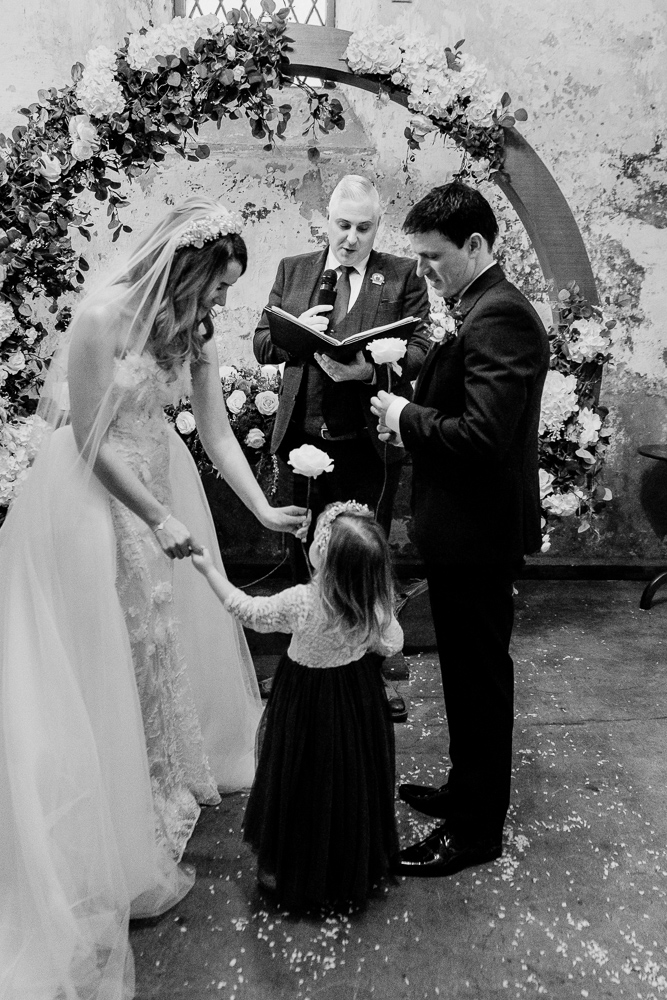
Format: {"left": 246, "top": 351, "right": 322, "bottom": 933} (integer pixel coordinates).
{"left": 0, "top": 425, "right": 262, "bottom": 999}
{"left": 243, "top": 653, "right": 399, "bottom": 911}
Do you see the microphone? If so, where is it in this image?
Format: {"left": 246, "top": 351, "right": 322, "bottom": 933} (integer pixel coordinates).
{"left": 315, "top": 269, "right": 337, "bottom": 308}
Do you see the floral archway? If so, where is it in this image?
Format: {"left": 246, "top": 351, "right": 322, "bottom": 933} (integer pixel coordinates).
{"left": 0, "top": 6, "right": 612, "bottom": 541}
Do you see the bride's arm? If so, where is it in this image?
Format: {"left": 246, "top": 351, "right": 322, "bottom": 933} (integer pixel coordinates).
{"left": 67, "top": 304, "right": 196, "bottom": 558}
{"left": 190, "top": 340, "right": 305, "bottom": 534}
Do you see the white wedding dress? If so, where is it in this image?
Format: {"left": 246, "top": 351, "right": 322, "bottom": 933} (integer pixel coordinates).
{"left": 0, "top": 352, "right": 262, "bottom": 999}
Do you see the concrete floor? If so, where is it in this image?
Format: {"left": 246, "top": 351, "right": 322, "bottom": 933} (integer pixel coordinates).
{"left": 131, "top": 580, "right": 667, "bottom": 999}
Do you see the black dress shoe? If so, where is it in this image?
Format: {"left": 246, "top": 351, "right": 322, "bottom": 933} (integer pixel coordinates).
{"left": 399, "top": 782, "right": 450, "bottom": 817}
{"left": 392, "top": 825, "right": 502, "bottom": 878}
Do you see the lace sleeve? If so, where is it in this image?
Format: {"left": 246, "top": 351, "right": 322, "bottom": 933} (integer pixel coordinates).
{"left": 372, "top": 614, "right": 404, "bottom": 657}
{"left": 223, "top": 584, "right": 307, "bottom": 634}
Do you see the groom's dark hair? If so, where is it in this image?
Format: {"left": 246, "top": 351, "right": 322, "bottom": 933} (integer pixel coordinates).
{"left": 403, "top": 181, "right": 499, "bottom": 249}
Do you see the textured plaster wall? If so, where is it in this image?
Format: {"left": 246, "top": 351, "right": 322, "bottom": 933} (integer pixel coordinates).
{"left": 2, "top": 0, "right": 666, "bottom": 566}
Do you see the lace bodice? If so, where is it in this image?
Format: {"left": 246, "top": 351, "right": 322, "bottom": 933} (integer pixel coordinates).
{"left": 224, "top": 582, "right": 404, "bottom": 669}
{"left": 107, "top": 352, "right": 190, "bottom": 503}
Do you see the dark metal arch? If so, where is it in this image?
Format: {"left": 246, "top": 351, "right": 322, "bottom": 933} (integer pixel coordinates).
{"left": 284, "top": 24, "right": 598, "bottom": 305}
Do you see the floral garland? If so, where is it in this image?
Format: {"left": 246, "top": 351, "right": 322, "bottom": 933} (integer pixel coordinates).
{"left": 165, "top": 362, "right": 281, "bottom": 496}
{"left": 537, "top": 284, "right": 613, "bottom": 548}
{"left": 344, "top": 27, "right": 527, "bottom": 176}
{"left": 0, "top": 9, "right": 611, "bottom": 549}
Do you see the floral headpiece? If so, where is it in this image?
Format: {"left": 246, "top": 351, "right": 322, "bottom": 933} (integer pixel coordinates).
{"left": 175, "top": 207, "right": 244, "bottom": 250}
{"left": 313, "top": 500, "right": 372, "bottom": 554}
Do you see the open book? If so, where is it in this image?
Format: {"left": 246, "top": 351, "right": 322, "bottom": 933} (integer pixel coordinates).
{"left": 265, "top": 306, "right": 420, "bottom": 363}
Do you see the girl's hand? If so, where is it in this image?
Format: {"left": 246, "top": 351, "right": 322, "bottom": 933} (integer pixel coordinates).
{"left": 258, "top": 504, "right": 308, "bottom": 535}
{"left": 153, "top": 514, "right": 201, "bottom": 560}
{"left": 191, "top": 547, "right": 213, "bottom": 575}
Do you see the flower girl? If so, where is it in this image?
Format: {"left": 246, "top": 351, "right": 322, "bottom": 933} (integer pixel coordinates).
{"left": 192, "top": 501, "right": 402, "bottom": 909}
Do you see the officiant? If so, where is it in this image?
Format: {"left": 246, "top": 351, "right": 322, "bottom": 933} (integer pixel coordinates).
{"left": 253, "top": 174, "right": 431, "bottom": 557}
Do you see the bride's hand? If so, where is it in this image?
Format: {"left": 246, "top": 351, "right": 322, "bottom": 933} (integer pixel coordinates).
{"left": 258, "top": 504, "right": 308, "bottom": 535}
{"left": 152, "top": 513, "right": 201, "bottom": 559}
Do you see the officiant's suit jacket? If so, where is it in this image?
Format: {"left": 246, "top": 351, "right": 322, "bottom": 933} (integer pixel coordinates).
{"left": 253, "top": 247, "right": 430, "bottom": 460}
{"left": 399, "top": 263, "right": 550, "bottom": 567}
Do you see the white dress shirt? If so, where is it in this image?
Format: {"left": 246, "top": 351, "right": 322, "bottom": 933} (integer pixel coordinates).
{"left": 325, "top": 249, "right": 371, "bottom": 312}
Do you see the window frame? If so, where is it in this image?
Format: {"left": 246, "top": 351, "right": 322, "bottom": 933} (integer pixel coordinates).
{"left": 172, "top": 0, "right": 336, "bottom": 26}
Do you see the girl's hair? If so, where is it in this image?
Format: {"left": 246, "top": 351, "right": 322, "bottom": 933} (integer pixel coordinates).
{"left": 124, "top": 223, "right": 247, "bottom": 370}
{"left": 317, "top": 511, "right": 395, "bottom": 647}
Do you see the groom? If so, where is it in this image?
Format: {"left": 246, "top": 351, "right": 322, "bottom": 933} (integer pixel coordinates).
{"left": 372, "top": 182, "right": 549, "bottom": 876}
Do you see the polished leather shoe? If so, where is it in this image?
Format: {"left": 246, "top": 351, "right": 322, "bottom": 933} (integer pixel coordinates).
{"left": 392, "top": 825, "right": 502, "bottom": 878}
{"left": 399, "top": 782, "right": 450, "bottom": 818}
{"left": 387, "top": 693, "right": 408, "bottom": 723}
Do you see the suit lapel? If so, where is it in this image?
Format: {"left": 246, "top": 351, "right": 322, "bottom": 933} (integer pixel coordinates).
{"left": 414, "top": 264, "right": 506, "bottom": 402}
{"left": 356, "top": 250, "right": 387, "bottom": 333}
{"left": 301, "top": 248, "right": 329, "bottom": 313}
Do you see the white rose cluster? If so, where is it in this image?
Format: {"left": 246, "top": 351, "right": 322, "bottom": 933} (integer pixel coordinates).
{"left": 567, "top": 318, "right": 609, "bottom": 364}
{"left": 539, "top": 370, "right": 579, "bottom": 436}
{"left": 127, "top": 15, "right": 223, "bottom": 74}
{"left": 77, "top": 46, "right": 125, "bottom": 119}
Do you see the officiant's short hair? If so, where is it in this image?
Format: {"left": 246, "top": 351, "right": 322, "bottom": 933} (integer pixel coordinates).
{"left": 403, "top": 181, "right": 499, "bottom": 250}
{"left": 329, "top": 175, "right": 382, "bottom": 217}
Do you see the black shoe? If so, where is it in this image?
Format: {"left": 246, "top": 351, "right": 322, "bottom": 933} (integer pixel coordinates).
{"left": 398, "top": 782, "right": 450, "bottom": 817}
{"left": 387, "top": 692, "right": 408, "bottom": 724}
{"left": 391, "top": 825, "right": 502, "bottom": 878}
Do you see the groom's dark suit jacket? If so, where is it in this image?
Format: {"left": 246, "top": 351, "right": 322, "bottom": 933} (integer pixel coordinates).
{"left": 399, "top": 263, "right": 550, "bottom": 567}
{"left": 254, "top": 247, "right": 430, "bottom": 460}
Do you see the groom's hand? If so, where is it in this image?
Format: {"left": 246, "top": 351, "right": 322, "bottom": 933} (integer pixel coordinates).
{"left": 371, "top": 390, "right": 403, "bottom": 447}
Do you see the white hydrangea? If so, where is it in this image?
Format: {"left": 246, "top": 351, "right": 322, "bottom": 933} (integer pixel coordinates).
{"left": 577, "top": 406, "right": 602, "bottom": 448}
{"left": 567, "top": 318, "right": 609, "bottom": 364}
{"left": 77, "top": 46, "right": 125, "bottom": 119}
{"left": 539, "top": 370, "right": 579, "bottom": 436}
{"left": 0, "top": 414, "right": 48, "bottom": 506}
{"left": 344, "top": 26, "right": 404, "bottom": 77}
{"left": 541, "top": 490, "right": 581, "bottom": 517}
{"left": 127, "top": 15, "right": 223, "bottom": 74}
{"left": 0, "top": 301, "right": 17, "bottom": 344}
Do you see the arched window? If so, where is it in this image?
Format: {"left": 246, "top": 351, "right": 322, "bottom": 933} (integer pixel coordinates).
{"left": 173, "top": 0, "right": 335, "bottom": 25}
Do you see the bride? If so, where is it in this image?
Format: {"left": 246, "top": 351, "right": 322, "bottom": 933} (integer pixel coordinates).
{"left": 0, "top": 198, "right": 305, "bottom": 999}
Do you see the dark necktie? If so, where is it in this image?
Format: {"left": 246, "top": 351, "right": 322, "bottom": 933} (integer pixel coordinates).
{"left": 331, "top": 265, "right": 353, "bottom": 334}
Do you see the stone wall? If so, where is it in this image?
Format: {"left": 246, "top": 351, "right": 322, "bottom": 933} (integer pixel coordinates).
{"left": 2, "top": 0, "right": 666, "bottom": 569}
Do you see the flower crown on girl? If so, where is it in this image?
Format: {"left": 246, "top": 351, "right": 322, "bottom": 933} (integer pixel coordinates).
{"left": 175, "top": 206, "right": 244, "bottom": 250}
{"left": 313, "top": 500, "right": 373, "bottom": 555}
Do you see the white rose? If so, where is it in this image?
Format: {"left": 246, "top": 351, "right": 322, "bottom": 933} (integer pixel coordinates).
{"left": 37, "top": 154, "right": 62, "bottom": 183}
{"left": 5, "top": 351, "right": 26, "bottom": 374}
{"left": 245, "top": 428, "right": 265, "bottom": 449}
{"left": 539, "top": 469, "right": 555, "bottom": 500}
{"left": 68, "top": 115, "right": 99, "bottom": 145}
{"left": 288, "top": 444, "right": 334, "bottom": 479}
{"left": 218, "top": 365, "right": 238, "bottom": 380}
{"left": 254, "top": 390, "right": 279, "bottom": 416}
{"left": 260, "top": 364, "right": 279, "bottom": 379}
{"left": 71, "top": 139, "right": 95, "bottom": 161}
{"left": 367, "top": 337, "right": 408, "bottom": 374}
{"left": 175, "top": 410, "right": 196, "bottom": 434}
{"left": 226, "top": 389, "right": 247, "bottom": 414}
